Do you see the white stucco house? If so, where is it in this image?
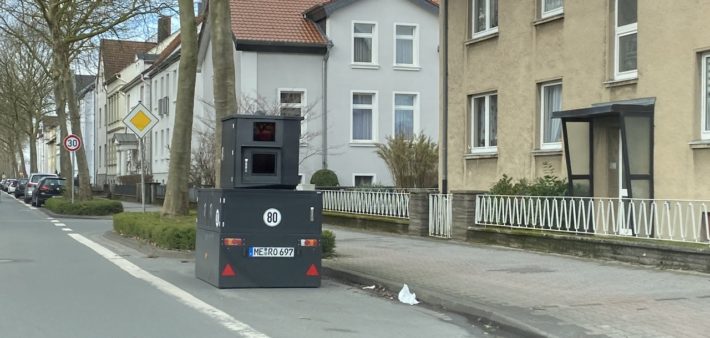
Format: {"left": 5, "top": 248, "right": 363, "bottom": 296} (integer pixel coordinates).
{"left": 197, "top": 0, "right": 439, "bottom": 187}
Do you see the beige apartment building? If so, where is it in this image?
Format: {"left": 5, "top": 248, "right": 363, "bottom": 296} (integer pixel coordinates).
{"left": 443, "top": 0, "right": 710, "bottom": 200}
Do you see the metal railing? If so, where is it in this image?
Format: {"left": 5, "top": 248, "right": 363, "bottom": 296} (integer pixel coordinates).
{"left": 429, "top": 194, "right": 452, "bottom": 238}
{"left": 321, "top": 189, "right": 410, "bottom": 218}
{"left": 476, "top": 195, "right": 710, "bottom": 244}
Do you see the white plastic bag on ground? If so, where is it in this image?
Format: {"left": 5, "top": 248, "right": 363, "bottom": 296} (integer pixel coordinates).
{"left": 398, "top": 284, "right": 419, "bottom": 305}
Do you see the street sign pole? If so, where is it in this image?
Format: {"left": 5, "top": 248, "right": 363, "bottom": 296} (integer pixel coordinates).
{"left": 122, "top": 102, "right": 158, "bottom": 213}
{"left": 71, "top": 151, "right": 75, "bottom": 204}
{"left": 140, "top": 136, "right": 145, "bottom": 213}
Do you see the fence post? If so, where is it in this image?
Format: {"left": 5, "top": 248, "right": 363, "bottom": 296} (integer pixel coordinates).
{"left": 452, "top": 190, "right": 484, "bottom": 240}
{"left": 408, "top": 189, "right": 430, "bottom": 236}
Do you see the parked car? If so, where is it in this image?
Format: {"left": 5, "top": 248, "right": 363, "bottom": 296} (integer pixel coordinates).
{"left": 31, "top": 177, "right": 66, "bottom": 207}
{"left": 14, "top": 178, "right": 28, "bottom": 199}
{"left": 25, "top": 173, "right": 58, "bottom": 204}
{"left": 7, "top": 179, "right": 18, "bottom": 193}
{"left": 0, "top": 179, "right": 7, "bottom": 191}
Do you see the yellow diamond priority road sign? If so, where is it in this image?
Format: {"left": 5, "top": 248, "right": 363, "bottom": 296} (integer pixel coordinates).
{"left": 123, "top": 103, "right": 158, "bottom": 138}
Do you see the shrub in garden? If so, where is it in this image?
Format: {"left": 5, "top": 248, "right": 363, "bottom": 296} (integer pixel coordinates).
{"left": 310, "top": 169, "right": 339, "bottom": 187}
{"left": 44, "top": 197, "right": 124, "bottom": 216}
{"left": 489, "top": 174, "right": 567, "bottom": 196}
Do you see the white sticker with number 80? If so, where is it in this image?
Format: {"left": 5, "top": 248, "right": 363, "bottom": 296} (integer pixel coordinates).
{"left": 263, "top": 208, "right": 282, "bottom": 227}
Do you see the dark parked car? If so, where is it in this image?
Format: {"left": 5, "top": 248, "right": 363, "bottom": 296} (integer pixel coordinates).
{"left": 25, "top": 173, "right": 57, "bottom": 203}
{"left": 14, "top": 178, "right": 28, "bottom": 199}
{"left": 31, "top": 177, "right": 66, "bottom": 207}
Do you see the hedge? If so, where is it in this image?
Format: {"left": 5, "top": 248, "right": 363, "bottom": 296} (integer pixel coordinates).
{"left": 113, "top": 212, "right": 196, "bottom": 251}
{"left": 44, "top": 197, "right": 124, "bottom": 216}
{"left": 322, "top": 230, "right": 336, "bottom": 257}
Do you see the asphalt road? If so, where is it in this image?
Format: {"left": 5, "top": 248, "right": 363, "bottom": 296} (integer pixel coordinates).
{"left": 0, "top": 192, "right": 485, "bottom": 338}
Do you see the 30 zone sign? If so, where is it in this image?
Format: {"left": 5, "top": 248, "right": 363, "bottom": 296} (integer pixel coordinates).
{"left": 63, "top": 134, "right": 82, "bottom": 152}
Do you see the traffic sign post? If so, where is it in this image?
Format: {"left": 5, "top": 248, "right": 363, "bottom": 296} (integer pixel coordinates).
{"left": 123, "top": 103, "right": 159, "bottom": 212}
{"left": 63, "top": 134, "right": 82, "bottom": 204}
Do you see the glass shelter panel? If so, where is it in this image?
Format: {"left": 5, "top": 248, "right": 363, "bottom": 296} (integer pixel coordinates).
{"left": 566, "top": 122, "right": 590, "bottom": 176}
{"left": 623, "top": 116, "right": 651, "bottom": 176}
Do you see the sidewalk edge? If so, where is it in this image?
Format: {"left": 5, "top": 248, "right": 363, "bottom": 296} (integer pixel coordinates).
{"left": 322, "top": 266, "right": 549, "bottom": 338}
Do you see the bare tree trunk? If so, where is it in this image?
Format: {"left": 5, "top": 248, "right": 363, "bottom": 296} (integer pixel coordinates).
{"left": 16, "top": 137, "right": 27, "bottom": 178}
{"left": 210, "top": 0, "right": 237, "bottom": 187}
{"left": 8, "top": 137, "right": 18, "bottom": 177}
{"left": 161, "top": 0, "right": 197, "bottom": 216}
{"left": 51, "top": 65, "right": 71, "bottom": 178}
{"left": 61, "top": 55, "right": 92, "bottom": 199}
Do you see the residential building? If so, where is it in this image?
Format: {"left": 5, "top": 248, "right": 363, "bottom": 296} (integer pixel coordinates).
{"left": 76, "top": 75, "right": 96, "bottom": 183}
{"left": 443, "top": 0, "right": 710, "bottom": 200}
{"left": 95, "top": 39, "right": 157, "bottom": 185}
{"left": 198, "top": 0, "right": 439, "bottom": 187}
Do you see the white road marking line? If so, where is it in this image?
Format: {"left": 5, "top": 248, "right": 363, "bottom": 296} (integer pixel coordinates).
{"left": 29, "top": 207, "right": 37, "bottom": 210}
{"left": 55, "top": 223, "right": 66, "bottom": 227}
{"left": 51, "top": 220, "right": 59, "bottom": 223}
{"left": 47, "top": 218, "right": 55, "bottom": 220}
{"left": 62, "top": 228, "right": 72, "bottom": 232}
{"left": 67, "top": 234, "right": 269, "bottom": 338}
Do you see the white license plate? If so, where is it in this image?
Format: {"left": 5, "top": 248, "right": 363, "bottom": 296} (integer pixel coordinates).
{"left": 249, "top": 247, "right": 295, "bottom": 258}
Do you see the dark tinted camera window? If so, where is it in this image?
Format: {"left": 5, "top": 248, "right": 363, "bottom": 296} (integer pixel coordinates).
{"left": 253, "top": 122, "right": 276, "bottom": 142}
{"left": 252, "top": 153, "right": 276, "bottom": 174}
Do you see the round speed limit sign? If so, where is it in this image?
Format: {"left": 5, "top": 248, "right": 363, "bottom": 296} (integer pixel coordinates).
{"left": 63, "top": 134, "right": 82, "bottom": 152}
{"left": 263, "top": 208, "right": 282, "bottom": 227}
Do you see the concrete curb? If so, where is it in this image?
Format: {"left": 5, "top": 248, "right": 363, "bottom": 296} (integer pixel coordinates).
{"left": 322, "top": 266, "right": 548, "bottom": 338}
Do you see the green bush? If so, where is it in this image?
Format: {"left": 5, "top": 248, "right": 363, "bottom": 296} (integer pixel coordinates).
{"left": 375, "top": 133, "right": 438, "bottom": 188}
{"left": 310, "top": 169, "right": 339, "bottom": 187}
{"left": 489, "top": 174, "right": 567, "bottom": 196}
{"left": 44, "top": 197, "right": 124, "bottom": 216}
{"left": 113, "top": 212, "right": 196, "bottom": 250}
{"left": 322, "top": 230, "right": 336, "bottom": 257}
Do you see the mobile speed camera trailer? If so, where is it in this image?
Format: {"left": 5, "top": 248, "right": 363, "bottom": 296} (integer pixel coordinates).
{"left": 195, "top": 114, "right": 322, "bottom": 288}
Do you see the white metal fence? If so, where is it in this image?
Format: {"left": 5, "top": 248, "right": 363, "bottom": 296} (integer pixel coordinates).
{"left": 429, "top": 194, "right": 452, "bottom": 238}
{"left": 476, "top": 195, "right": 710, "bottom": 244}
{"left": 321, "top": 190, "right": 410, "bottom": 218}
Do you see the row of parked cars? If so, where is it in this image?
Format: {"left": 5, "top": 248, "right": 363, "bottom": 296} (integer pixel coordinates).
{"left": 1, "top": 173, "right": 66, "bottom": 207}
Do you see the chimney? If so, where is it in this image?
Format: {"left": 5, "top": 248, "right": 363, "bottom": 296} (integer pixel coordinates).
{"left": 158, "top": 16, "right": 171, "bottom": 43}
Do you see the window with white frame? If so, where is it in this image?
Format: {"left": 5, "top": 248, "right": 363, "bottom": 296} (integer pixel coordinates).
{"left": 470, "top": 93, "right": 497, "bottom": 152}
{"left": 614, "top": 0, "right": 637, "bottom": 80}
{"left": 541, "top": 0, "right": 563, "bottom": 18}
{"left": 394, "top": 24, "right": 417, "bottom": 67}
{"left": 279, "top": 89, "right": 306, "bottom": 137}
{"left": 353, "top": 22, "right": 377, "bottom": 64}
{"left": 472, "top": 0, "right": 498, "bottom": 38}
{"left": 540, "top": 82, "right": 562, "bottom": 148}
{"left": 394, "top": 93, "right": 417, "bottom": 138}
{"left": 354, "top": 175, "right": 374, "bottom": 187}
{"left": 352, "top": 92, "right": 376, "bottom": 141}
{"left": 702, "top": 53, "right": 710, "bottom": 139}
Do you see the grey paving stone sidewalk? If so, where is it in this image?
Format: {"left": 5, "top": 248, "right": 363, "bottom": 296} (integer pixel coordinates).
{"left": 323, "top": 225, "right": 710, "bottom": 338}
{"left": 120, "top": 201, "right": 162, "bottom": 212}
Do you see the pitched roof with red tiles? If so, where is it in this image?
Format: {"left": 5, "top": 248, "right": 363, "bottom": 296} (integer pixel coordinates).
{"left": 230, "top": 0, "right": 328, "bottom": 45}
{"left": 99, "top": 39, "right": 157, "bottom": 82}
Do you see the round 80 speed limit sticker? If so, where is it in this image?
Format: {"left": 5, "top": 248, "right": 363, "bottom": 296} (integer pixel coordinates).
{"left": 263, "top": 208, "right": 282, "bottom": 227}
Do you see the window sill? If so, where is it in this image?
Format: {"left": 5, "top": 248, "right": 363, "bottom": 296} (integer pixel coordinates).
{"left": 532, "top": 149, "right": 562, "bottom": 156}
{"left": 464, "top": 152, "right": 498, "bottom": 160}
{"left": 464, "top": 31, "right": 499, "bottom": 46}
{"left": 351, "top": 64, "right": 380, "bottom": 70}
{"left": 533, "top": 14, "right": 564, "bottom": 26}
{"left": 393, "top": 65, "right": 421, "bottom": 71}
{"left": 689, "top": 140, "right": 710, "bottom": 149}
{"left": 604, "top": 77, "right": 638, "bottom": 88}
{"left": 350, "top": 142, "right": 378, "bottom": 147}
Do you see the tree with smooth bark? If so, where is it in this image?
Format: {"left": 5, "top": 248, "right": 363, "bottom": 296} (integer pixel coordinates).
{"left": 161, "top": 0, "right": 197, "bottom": 217}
